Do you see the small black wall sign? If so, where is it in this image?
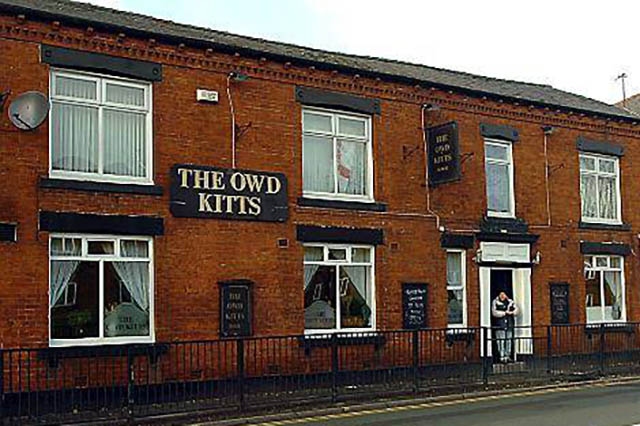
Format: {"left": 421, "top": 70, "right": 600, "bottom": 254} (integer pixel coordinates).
{"left": 219, "top": 280, "right": 253, "bottom": 338}
{"left": 170, "top": 164, "right": 288, "bottom": 222}
{"left": 427, "top": 122, "right": 460, "bottom": 186}
{"left": 550, "top": 282, "right": 570, "bottom": 325}
{"left": 402, "top": 283, "right": 428, "bottom": 329}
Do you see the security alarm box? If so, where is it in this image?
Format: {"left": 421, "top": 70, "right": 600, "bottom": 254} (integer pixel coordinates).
{"left": 196, "top": 89, "right": 219, "bottom": 103}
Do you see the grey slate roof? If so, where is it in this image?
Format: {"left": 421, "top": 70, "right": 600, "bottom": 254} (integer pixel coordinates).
{"left": 0, "top": 0, "right": 635, "bottom": 121}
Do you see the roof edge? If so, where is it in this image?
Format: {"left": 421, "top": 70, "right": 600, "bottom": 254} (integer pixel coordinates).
{"left": 1, "top": 1, "right": 637, "bottom": 124}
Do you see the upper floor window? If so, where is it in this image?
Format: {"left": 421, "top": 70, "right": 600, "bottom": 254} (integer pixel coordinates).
{"left": 303, "top": 244, "right": 375, "bottom": 333}
{"left": 447, "top": 250, "right": 466, "bottom": 328}
{"left": 584, "top": 255, "right": 625, "bottom": 323}
{"left": 484, "top": 139, "right": 514, "bottom": 218}
{"left": 49, "top": 235, "right": 154, "bottom": 346}
{"left": 302, "top": 108, "right": 372, "bottom": 200}
{"left": 50, "top": 70, "right": 152, "bottom": 184}
{"left": 579, "top": 153, "right": 620, "bottom": 224}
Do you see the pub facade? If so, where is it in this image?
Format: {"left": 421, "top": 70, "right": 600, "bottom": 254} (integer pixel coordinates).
{"left": 1, "top": 0, "right": 640, "bottom": 366}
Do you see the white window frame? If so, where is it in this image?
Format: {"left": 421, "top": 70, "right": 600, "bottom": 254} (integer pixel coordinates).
{"left": 484, "top": 139, "right": 515, "bottom": 218}
{"left": 49, "top": 68, "right": 154, "bottom": 185}
{"left": 303, "top": 243, "right": 376, "bottom": 334}
{"left": 584, "top": 255, "right": 626, "bottom": 324}
{"left": 579, "top": 153, "right": 622, "bottom": 225}
{"left": 49, "top": 234, "right": 155, "bottom": 347}
{"left": 302, "top": 107, "right": 374, "bottom": 202}
{"left": 446, "top": 249, "right": 467, "bottom": 328}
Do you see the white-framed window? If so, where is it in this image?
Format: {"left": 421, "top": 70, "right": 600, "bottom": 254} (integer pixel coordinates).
{"left": 49, "top": 235, "right": 154, "bottom": 346}
{"left": 49, "top": 69, "right": 153, "bottom": 184}
{"left": 584, "top": 255, "right": 625, "bottom": 323}
{"left": 303, "top": 244, "right": 375, "bottom": 333}
{"left": 446, "top": 250, "right": 466, "bottom": 328}
{"left": 302, "top": 108, "right": 373, "bottom": 201}
{"left": 579, "top": 153, "right": 621, "bottom": 224}
{"left": 484, "top": 139, "right": 515, "bottom": 218}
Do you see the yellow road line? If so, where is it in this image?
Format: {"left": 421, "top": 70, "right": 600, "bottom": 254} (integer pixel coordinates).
{"left": 255, "top": 380, "right": 632, "bottom": 425}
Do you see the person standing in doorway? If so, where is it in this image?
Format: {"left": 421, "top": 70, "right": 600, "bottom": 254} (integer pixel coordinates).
{"left": 492, "top": 291, "right": 519, "bottom": 363}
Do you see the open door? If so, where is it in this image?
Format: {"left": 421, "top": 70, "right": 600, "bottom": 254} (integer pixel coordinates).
{"left": 480, "top": 266, "right": 532, "bottom": 358}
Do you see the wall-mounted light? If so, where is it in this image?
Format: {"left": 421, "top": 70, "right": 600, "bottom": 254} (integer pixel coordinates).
{"left": 532, "top": 251, "right": 541, "bottom": 265}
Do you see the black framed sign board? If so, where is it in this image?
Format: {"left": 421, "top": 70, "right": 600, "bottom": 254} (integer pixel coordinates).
{"left": 427, "top": 122, "right": 460, "bottom": 186}
{"left": 219, "top": 280, "right": 253, "bottom": 337}
{"left": 170, "top": 164, "right": 288, "bottom": 222}
{"left": 550, "top": 282, "right": 569, "bottom": 325}
{"left": 402, "top": 283, "right": 428, "bottom": 329}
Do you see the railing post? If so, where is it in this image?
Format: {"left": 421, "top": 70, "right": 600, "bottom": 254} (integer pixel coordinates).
{"left": 599, "top": 323, "right": 606, "bottom": 375}
{"left": 412, "top": 330, "right": 419, "bottom": 394}
{"left": 482, "top": 327, "right": 489, "bottom": 385}
{"left": 331, "top": 333, "right": 338, "bottom": 403}
{"left": 546, "top": 325, "right": 552, "bottom": 374}
{"left": 126, "top": 347, "right": 135, "bottom": 417}
{"left": 237, "top": 338, "right": 245, "bottom": 411}
{"left": 0, "top": 349, "right": 4, "bottom": 421}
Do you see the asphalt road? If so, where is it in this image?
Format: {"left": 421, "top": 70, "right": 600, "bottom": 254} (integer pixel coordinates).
{"left": 259, "top": 382, "right": 640, "bottom": 426}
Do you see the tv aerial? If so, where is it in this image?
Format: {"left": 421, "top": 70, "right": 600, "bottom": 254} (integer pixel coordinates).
{"left": 8, "top": 91, "right": 50, "bottom": 130}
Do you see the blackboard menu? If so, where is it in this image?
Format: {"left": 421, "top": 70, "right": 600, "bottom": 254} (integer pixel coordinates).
{"left": 550, "top": 283, "right": 569, "bottom": 325}
{"left": 402, "top": 283, "right": 428, "bottom": 329}
{"left": 427, "top": 122, "right": 460, "bottom": 186}
{"left": 219, "top": 280, "right": 253, "bottom": 337}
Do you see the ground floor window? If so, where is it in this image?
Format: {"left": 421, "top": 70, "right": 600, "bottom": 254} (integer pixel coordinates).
{"left": 303, "top": 244, "right": 374, "bottom": 332}
{"left": 447, "top": 250, "right": 466, "bottom": 327}
{"left": 49, "top": 235, "right": 154, "bottom": 346}
{"left": 584, "top": 255, "right": 625, "bottom": 323}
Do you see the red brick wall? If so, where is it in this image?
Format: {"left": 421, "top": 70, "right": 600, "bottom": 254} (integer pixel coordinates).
{"left": 1, "top": 14, "right": 640, "bottom": 348}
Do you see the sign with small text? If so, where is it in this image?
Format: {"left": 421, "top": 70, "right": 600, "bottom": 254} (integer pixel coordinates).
{"left": 170, "top": 164, "right": 288, "bottom": 222}
{"left": 427, "top": 122, "right": 460, "bottom": 186}
{"left": 550, "top": 283, "right": 569, "bottom": 325}
{"left": 219, "top": 280, "right": 253, "bottom": 338}
{"left": 402, "top": 283, "right": 428, "bottom": 329}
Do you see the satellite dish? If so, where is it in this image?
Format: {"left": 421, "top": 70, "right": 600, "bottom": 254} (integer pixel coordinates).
{"left": 8, "top": 91, "right": 50, "bottom": 130}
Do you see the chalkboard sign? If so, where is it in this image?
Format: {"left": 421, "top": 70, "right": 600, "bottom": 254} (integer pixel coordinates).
{"left": 402, "top": 283, "right": 428, "bottom": 329}
{"left": 550, "top": 283, "right": 569, "bottom": 325}
{"left": 219, "top": 280, "right": 253, "bottom": 337}
{"left": 427, "top": 122, "right": 460, "bottom": 186}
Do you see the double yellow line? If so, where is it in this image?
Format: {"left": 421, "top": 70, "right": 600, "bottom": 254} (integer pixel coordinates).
{"left": 256, "top": 380, "right": 635, "bottom": 425}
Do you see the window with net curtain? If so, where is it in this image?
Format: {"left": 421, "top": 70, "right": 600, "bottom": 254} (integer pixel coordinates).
{"left": 303, "top": 245, "right": 374, "bottom": 332}
{"left": 579, "top": 153, "right": 620, "bottom": 224}
{"left": 447, "top": 250, "right": 466, "bottom": 327}
{"left": 50, "top": 70, "right": 151, "bottom": 183}
{"left": 584, "top": 255, "right": 625, "bottom": 323}
{"left": 484, "top": 139, "right": 514, "bottom": 217}
{"left": 302, "top": 109, "right": 371, "bottom": 199}
{"left": 49, "top": 235, "right": 153, "bottom": 345}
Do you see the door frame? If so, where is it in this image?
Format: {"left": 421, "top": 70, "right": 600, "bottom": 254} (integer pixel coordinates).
{"left": 480, "top": 266, "right": 532, "bottom": 357}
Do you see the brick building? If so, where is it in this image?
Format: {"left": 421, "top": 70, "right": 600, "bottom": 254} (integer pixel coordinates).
{"left": 1, "top": 0, "right": 640, "bottom": 363}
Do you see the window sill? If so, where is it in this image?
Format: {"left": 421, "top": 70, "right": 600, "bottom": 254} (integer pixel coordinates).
{"left": 299, "top": 332, "right": 385, "bottom": 353}
{"left": 39, "top": 343, "right": 168, "bottom": 367}
{"left": 298, "top": 197, "right": 387, "bottom": 212}
{"left": 40, "top": 177, "right": 163, "bottom": 196}
{"left": 584, "top": 323, "right": 635, "bottom": 334}
{"left": 579, "top": 221, "right": 630, "bottom": 231}
{"left": 445, "top": 328, "right": 476, "bottom": 345}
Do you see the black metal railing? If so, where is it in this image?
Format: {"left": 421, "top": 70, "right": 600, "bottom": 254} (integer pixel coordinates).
{"left": 2, "top": 323, "right": 640, "bottom": 424}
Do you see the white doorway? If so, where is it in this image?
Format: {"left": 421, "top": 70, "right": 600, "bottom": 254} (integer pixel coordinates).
{"left": 479, "top": 245, "right": 533, "bottom": 359}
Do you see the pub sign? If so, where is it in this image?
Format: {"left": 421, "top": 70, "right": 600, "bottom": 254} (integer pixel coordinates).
{"left": 219, "top": 280, "right": 253, "bottom": 338}
{"left": 170, "top": 164, "right": 288, "bottom": 222}
{"left": 427, "top": 122, "right": 460, "bottom": 186}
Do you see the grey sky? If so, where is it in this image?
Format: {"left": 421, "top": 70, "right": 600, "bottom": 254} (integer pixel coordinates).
{"left": 84, "top": 0, "right": 637, "bottom": 105}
